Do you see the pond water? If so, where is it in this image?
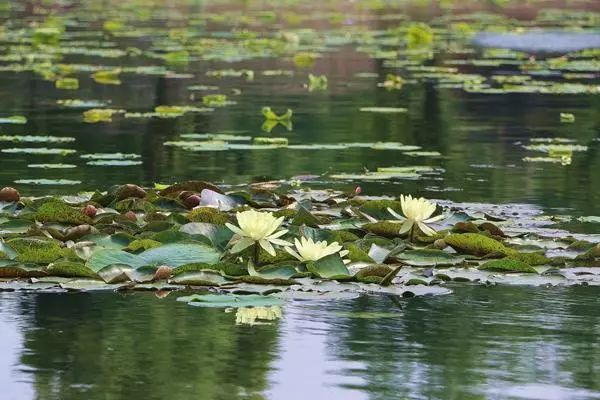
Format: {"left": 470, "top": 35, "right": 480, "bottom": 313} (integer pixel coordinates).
{"left": 1, "top": 1, "right": 600, "bottom": 399}
{"left": 2, "top": 285, "right": 600, "bottom": 400}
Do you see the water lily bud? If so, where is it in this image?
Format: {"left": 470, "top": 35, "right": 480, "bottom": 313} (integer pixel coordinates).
{"left": 124, "top": 211, "right": 137, "bottom": 221}
{"left": 354, "top": 186, "right": 362, "bottom": 195}
{"left": 0, "top": 187, "right": 20, "bottom": 202}
{"left": 178, "top": 191, "right": 195, "bottom": 201}
{"left": 184, "top": 194, "right": 201, "bottom": 209}
{"left": 83, "top": 204, "right": 97, "bottom": 218}
{"left": 153, "top": 265, "right": 173, "bottom": 280}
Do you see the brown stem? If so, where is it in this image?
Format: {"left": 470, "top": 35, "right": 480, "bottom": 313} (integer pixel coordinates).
{"left": 253, "top": 243, "right": 260, "bottom": 266}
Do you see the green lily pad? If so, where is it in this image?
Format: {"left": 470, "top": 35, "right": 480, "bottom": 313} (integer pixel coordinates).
{"left": 86, "top": 243, "right": 221, "bottom": 272}
{"left": 176, "top": 293, "right": 284, "bottom": 308}
{"left": 307, "top": 253, "right": 350, "bottom": 279}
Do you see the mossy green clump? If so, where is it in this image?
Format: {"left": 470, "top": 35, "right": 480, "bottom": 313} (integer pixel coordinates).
{"left": 567, "top": 240, "right": 595, "bottom": 251}
{"left": 115, "top": 198, "right": 156, "bottom": 213}
{"left": 362, "top": 221, "right": 403, "bottom": 238}
{"left": 237, "top": 275, "right": 295, "bottom": 285}
{"left": 416, "top": 231, "right": 446, "bottom": 244}
{"left": 257, "top": 247, "right": 296, "bottom": 264}
{"left": 187, "top": 207, "right": 230, "bottom": 224}
{"left": 173, "top": 262, "right": 248, "bottom": 277}
{"left": 126, "top": 239, "right": 162, "bottom": 252}
{"left": 575, "top": 244, "right": 600, "bottom": 260}
{"left": 354, "top": 264, "right": 392, "bottom": 283}
{"left": 0, "top": 265, "right": 45, "bottom": 278}
{"left": 444, "top": 233, "right": 510, "bottom": 257}
{"left": 273, "top": 209, "right": 297, "bottom": 219}
{"left": 46, "top": 261, "right": 98, "bottom": 278}
{"left": 7, "top": 237, "right": 66, "bottom": 264}
{"left": 35, "top": 198, "right": 92, "bottom": 225}
{"left": 479, "top": 258, "right": 537, "bottom": 273}
{"left": 345, "top": 243, "right": 374, "bottom": 262}
{"left": 329, "top": 230, "right": 360, "bottom": 243}
{"left": 510, "top": 252, "right": 549, "bottom": 266}
{"left": 0, "top": 251, "right": 7, "bottom": 259}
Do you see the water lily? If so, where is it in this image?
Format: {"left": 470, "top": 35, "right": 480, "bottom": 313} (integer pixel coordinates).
{"left": 387, "top": 194, "right": 445, "bottom": 237}
{"left": 226, "top": 209, "right": 291, "bottom": 256}
{"left": 285, "top": 236, "right": 349, "bottom": 262}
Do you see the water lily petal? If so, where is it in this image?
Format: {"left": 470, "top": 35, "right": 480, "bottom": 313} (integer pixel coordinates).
{"left": 417, "top": 221, "right": 436, "bottom": 236}
{"left": 387, "top": 207, "right": 406, "bottom": 221}
{"left": 424, "top": 213, "right": 446, "bottom": 223}
{"left": 399, "top": 220, "right": 414, "bottom": 235}
{"left": 267, "top": 229, "right": 288, "bottom": 239}
{"left": 230, "top": 237, "right": 255, "bottom": 253}
{"left": 269, "top": 238, "right": 292, "bottom": 247}
{"left": 285, "top": 246, "right": 303, "bottom": 261}
{"left": 259, "top": 239, "right": 276, "bottom": 257}
{"left": 225, "top": 223, "right": 247, "bottom": 237}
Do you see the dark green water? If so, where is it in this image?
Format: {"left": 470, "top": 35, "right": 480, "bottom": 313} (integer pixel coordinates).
{"left": 2, "top": 286, "right": 600, "bottom": 400}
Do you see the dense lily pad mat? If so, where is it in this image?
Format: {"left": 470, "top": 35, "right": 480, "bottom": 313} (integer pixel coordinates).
{"left": 0, "top": 180, "right": 599, "bottom": 305}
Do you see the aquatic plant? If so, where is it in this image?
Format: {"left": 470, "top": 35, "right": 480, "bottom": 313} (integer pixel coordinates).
{"left": 387, "top": 195, "right": 445, "bottom": 239}
{"left": 226, "top": 210, "right": 291, "bottom": 257}
{"left": 285, "top": 237, "right": 348, "bottom": 262}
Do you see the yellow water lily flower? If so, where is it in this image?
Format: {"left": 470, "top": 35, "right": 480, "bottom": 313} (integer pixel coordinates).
{"left": 226, "top": 209, "right": 291, "bottom": 256}
{"left": 285, "top": 236, "right": 349, "bottom": 262}
{"left": 235, "top": 306, "right": 282, "bottom": 326}
{"left": 387, "top": 194, "right": 445, "bottom": 237}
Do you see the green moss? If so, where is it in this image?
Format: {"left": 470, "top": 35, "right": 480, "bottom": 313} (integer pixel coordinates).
{"left": 126, "top": 239, "right": 162, "bottom": 252}
{"left": 7, "top": 237, "right": 65, "bottom": 264}
{"left": 510, "top": 252, "right": 549, "bottom": 266}
{"left": 404, "top": 278, "right": 428, "bottom": 285}
{"left": 567, "top": 240, "right": 595, "bottom": 251}
{"left": 329, "top": 230, "right": 360, "bottom": 243}
{"left": 257, "top": 247, "right": 296, "bottom": 264}
{"left": 0, "top": 251, "right": 7, "bottom": 259}
{"left": 479, "top": 258, "right": 536, "bottom": 273}
{"left": 416, "top": 231, "right": 446, "bottom": 244}
{"left": 444, "top": 233, "right": 510, "bottom": 257}
{"left": 273, "top": 209, "right": 297, "bottom": 218}
{"left": 358, "top": 276, "right": 383, "bottom": 284}
{"left": 187, "top": 207, "right": 230, "bottom": 224}
{"left": 35, "top": 198, "right": 92, "bottom": 225}
{"left": 362, "top": 221, "right": 403, "bottom": 238}
{"left": 345, "top": 243, "right": 374, "bottom": 262}
{"left": 115, "top": 198, "right": 156, "bottom": 213}
{"left": 575, "top": 244, "right": 600, "bottom": 260}
{"left": 46, "top": 261, "right": 98, "bottom": 278}
{"left": 237, "top": 275, "right": 295, "bottom": 285}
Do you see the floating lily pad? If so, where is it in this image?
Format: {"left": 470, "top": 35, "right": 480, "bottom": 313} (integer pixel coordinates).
{"left": 176, "top": 293, "right": 284, "bottom": 308}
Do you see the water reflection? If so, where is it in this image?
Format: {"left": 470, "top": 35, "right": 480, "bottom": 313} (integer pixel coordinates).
{"left": 1, "top": 286, "right": 600, "bottom": 399}
{"left": 14, "top": 292, "right": 279, "bottom": 400}
{"left": 0, "top": 1, "right": 599, "bottom": 217}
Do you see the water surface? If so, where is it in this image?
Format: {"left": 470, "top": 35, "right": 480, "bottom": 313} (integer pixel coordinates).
{"left": 2, "top": 286, "right": 600, "bottom": 400}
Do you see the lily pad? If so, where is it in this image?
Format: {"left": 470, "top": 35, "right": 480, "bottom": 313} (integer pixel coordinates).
{"left": 176, "top": 293, "right": 284, "bottom": 308}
